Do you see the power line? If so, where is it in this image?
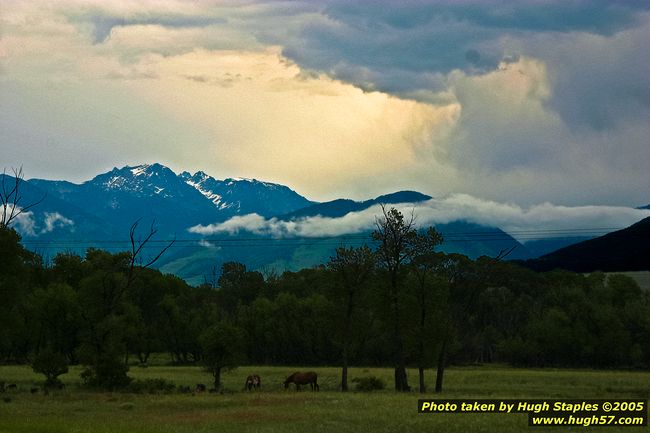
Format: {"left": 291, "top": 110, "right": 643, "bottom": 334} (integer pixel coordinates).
{"left": 18, "top": 231, "right": 648, "bottom": 250}
{"left": 18, "top": 226, "right": 629, "bottom": 244}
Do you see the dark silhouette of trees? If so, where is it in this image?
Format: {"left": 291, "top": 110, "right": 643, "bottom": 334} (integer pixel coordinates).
{"left": 373, "top": 205, "right": 417, "bottom": 392}
{"left": 217, "top": 262, "right": 265, "bottom": 316}
{"left": 1, "top": 211, "right": 649, "bottom": 392}
{"left": 431, "top": 253, "right": 475, "bottom": 393}
{"left": 0, "top": 226, "right": 40, "bottom": 362}
{"left": 328, "top": 245, "right": 375, "bottom": 391}
{"left": 78, "top": 220, "right": 175, "bottom": 389}
{"left": 409, "top": 228, "right": 444, "bottom": 393}
{"left": 28, "top": 282, "right": 81, "bottom": 364}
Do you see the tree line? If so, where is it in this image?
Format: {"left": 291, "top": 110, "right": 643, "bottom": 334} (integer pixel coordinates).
{"left": 1, "top": 206, "right": 649, "bottom": 392}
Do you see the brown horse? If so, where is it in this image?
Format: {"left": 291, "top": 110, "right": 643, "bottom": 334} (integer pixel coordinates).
{"left": 284, "top": 372, "right": 319, "bottom": 391}
{"left": 244, "top": 374, "right": 261, "bottom": 391}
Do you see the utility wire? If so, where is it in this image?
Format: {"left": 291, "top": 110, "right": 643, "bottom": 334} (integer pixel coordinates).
{"left": 18, "top": 226, "right": 631, "bottom": 244}
{"left": 18, "top": 228, "right": 648, "bottom": 250}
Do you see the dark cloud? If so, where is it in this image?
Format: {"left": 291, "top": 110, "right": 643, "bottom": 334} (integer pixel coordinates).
{"left": 249, "top": 1, "right": 650, "bottom": 135}
{"left": 464, "top": 49, "right": 481, "bottom": 66}
{"left": 535, "top": 25, "right": 650, "bottom": 130}
{"left": 244, "top": 1, "right": 647, "bottom": 105}
{"left": 324, "top": 1, "right": 649, "bottom": 35}
{"left": 11, "top": 0, "right": 646, "bottom": 205}
{"left": 75, "top": 0, "right": 649, "bottom": 203}
{"left": 249, "top": 1, "right": 648, "bottom": 204}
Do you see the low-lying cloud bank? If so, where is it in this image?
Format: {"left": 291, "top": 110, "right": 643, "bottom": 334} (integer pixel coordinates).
{"left": 188, "top": 194, "right": 650, "bottom": 242}
{"left": 12, "top": 209, "right": 75, "bottom": 237}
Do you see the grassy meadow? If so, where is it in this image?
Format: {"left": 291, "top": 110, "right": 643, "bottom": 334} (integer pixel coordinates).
{"left": 622, "top": 271, "right": 650, "bottom": 291}
{"left": 0, "top": 364, "right": 648, "bottom": 433}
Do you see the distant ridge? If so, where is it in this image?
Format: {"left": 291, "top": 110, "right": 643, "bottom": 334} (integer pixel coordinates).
{"left": 9, "top": 163, "right": 642, "bottom": 283}
{"left": 519, "top": 216, "right": 650, "bottom": 272}
{"left": 280, "top": 190, "right": 432, "bottom": 219}
{"left": 12, "top": 165, "right": 463, "bottom": 283}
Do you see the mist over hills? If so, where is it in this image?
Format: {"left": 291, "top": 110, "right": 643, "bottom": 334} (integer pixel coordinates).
{"left": 4, "top": 163, "right": 648, "bottom": 284}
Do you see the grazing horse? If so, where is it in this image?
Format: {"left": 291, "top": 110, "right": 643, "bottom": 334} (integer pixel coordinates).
{"left": 244, "top": 374, "right": 261, "bottom": 391}
{"left": 284, "top": 372, "right": 319, "bottom": 391}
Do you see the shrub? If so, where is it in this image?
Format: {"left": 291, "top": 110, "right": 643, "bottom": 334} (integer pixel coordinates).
{"left": 81, "top": 356, "right": 131, "bottom": 390}
{"left": 351, "top": 376, "right": 385, "bottom": 391}
{"left": 126, "top": 378, "right": 176, "bottom": 394}
{"left": 32, "top": 349, "right": 68, "bottom": 388}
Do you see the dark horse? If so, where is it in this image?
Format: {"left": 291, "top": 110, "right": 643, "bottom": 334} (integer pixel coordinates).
{"left": 244, "top": 374, "right": 261, "bottom": 391}
{"left": 284, "top": 372, "right": 319, "bottom": 391}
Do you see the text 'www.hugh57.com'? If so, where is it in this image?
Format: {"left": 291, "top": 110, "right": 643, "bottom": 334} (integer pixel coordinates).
{"left": 418, "top": 399, "right": 647, "bottom": 428}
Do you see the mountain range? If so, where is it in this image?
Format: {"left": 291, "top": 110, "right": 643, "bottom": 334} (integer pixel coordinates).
{"left": 27, "top": 163, "right": 313, "bottom": 234}
{"left": 5, "top": 163, "right": 647, "bottom": 284}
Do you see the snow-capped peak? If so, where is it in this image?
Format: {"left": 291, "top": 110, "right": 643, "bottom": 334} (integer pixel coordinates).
{"left": 85, "top": 163, "right": 312, "bottom": 216}
{"left": 130, "top": 164, "right": 150, "bottom": 177}
{"left": 183, "top": 171, "right": 232, "bottom": 209}
{"left": 89, "top": 163, "right": 179, "bottom": 198}
{"left": 194, "top": 171, "right": 209, "bottom": 180}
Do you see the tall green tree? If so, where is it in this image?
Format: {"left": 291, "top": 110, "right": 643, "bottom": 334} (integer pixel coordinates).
{"left": 27, "top": 282, "right": 81, "bottom": 363}
{"left": 409, "top": 228, "right": 444, "bottom": 393}
{"left": 76, "top": 249, "right": 132, "bottom": 389}
{"left": 199, "top": 321, "right": 245, "bottom": 390}
{"left": 0, "top": 226, "right": 40, "bottom": 361}
{"left": 432, "top": 253, "right": 477, "bottom": 393}
{"left": 373, "top": 205, "right": 417, "bottom": 392}
{"left": 125, "top": 270, "right": 177, "bottom": 364}
{"left": 217, "top": 262, "right": 265, "bottom": 316}
{"left": 32, "top": 347, "right": 68, "bottom": 388}
{"left": 328, "top": 245, "right": 375, "bottom": 391}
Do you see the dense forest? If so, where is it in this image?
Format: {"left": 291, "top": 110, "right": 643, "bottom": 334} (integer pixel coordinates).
{"left": 1, "top": 206, "right": 649, "bottom": 392}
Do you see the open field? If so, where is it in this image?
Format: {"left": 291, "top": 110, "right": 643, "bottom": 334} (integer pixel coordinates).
{"left": 622, "top": 271, "right": 650, "bottom": 291}
{"left": 0, "top": 365, "right": 648, "bottom": 433}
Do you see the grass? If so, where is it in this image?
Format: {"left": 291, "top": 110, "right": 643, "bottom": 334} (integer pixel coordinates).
{"left": 0, "top": 365, "right": 648, "bottom": 433}
{"left": 621, "top": 271, "right": 650, "bottom": 291}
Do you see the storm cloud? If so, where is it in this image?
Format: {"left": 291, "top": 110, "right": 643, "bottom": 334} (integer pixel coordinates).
{"left": 1, "top": 0, "right": 648, "bottom": 206}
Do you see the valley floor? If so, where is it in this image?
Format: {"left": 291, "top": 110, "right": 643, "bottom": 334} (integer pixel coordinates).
{"left": 0, "top": 365, "right": 648, "bottom": 433}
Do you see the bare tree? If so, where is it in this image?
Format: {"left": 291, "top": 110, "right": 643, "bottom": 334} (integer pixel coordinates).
{"left": 127, "top": 218, "right": 175, "bottom": 286}
{"left": 0, "top": 167, "right": 45, "bottom": 229}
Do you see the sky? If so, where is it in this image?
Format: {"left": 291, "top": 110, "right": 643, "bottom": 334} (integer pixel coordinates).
{"left": 1, "top": 0, "right": 649, "bottom": 206}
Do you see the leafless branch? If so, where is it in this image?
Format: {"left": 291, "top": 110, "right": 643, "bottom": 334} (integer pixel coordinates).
{"left": 128, "top": 218, "right": 176, "bottom": 285}
{"left": 1, "top": 166, "right": 46, "bottom": 229}
{"left": 143, "top": 235, "right": 175, "bottom": 268}
{"left": 495, "top": 245, "right": 517, "bottom": 261}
